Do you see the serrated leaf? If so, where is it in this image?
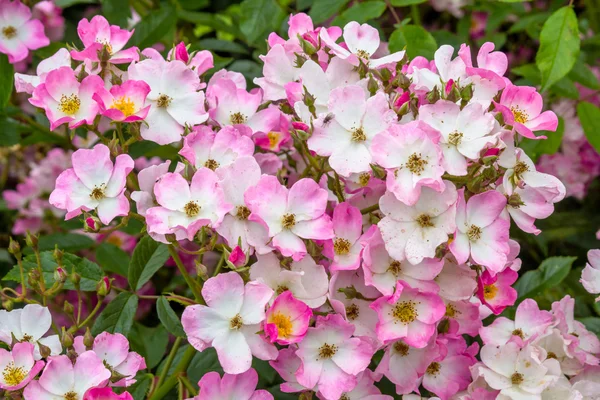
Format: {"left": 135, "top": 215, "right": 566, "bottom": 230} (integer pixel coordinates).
{"left": 92, "top": 292, "right": 138, "bottom": 336}
{"left": 309, "top": 0, "right": 351, "bottom": 24}
{"left": 129, "top": 323, "right": 169, "bottom": 369}
{"left": 389, "top": 25, "right": 437, "bottom": 60}
{"left": 515, "top": 256, "right": 577, "bottom": 301}
{"left": 128, "top": 235, "right": 170, "bottom": 291}
{"left": 0, "top": 54, "right": 13, "bottom": 109}
{"left": 95, "top": 243, "right": 130, "bottom": 276}
{"left": 240, "top": 0, "right": 286, "bottom": 45}
{"left": 37, "top": 233, "right": 95, "bottom": 252}
{"left": 536, "top": 6, "right": 580, "bottom": 91}
{"left": 577, "top": 102, "right": 600, "bottom": 154}
{"left": 157, "top": 296, "right": 186, "bottom": 337}
{"left": 130, "top": 4, "right": 177, "bottom": 49}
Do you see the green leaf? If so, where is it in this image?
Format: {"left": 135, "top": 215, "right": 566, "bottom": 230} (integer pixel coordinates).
{"left": 309, "top": 0, "right": 351, "bottom": 24}
{"left": 515, "top": 257, "right": 577, "bottom": 301}
{"left": 197, "top": 39, "right": 249, "bottom": 54}
{"left": 332, "top": 1, "right": 386, "bottom": 26}
{"left": 388, "top": 25, "right": 437, "bottom": 60}
{"left": 157, "top": 296, "right": 186, "bottom": 337}
{"left": 54, "top": 0, "right": 96, "bottom": 7}
{"left": 577, "top": 101, "right": 600, "bottom": 154}
{"left": 536, "top": 6, "right": 580, "bottom": 91}
{"left": 390, "top": 0, "right": 426, "bottom": 5}
{"left": 0, "top": 54, "right": 14, "bottom": 109}
{"left": 179, "top": 0, "right": 210, "bottom": 10}
{"left": 0, "top": 116, "right": 19, "bottom": 146}
{"left": 128, "top": 235, "right": 170, "bottom": 291}
{"left": 101, "top": 0, "right": 131, "bottom": 28}
{"left": 569, "top": 61, "right": 600, "bottom": 90}
{"left": 95, "top": 243, "right": 130, "bottom": 276}
{"left": 520, "top": 116, "right": 564, "bottom": 161}
{"left": 37, "top": 233, "right": 94, "bottom": 252}
{"left": 186, "top": 348, "right": 223, "bottom": 384}
{"left": 127, "top": 374, "right": 152, "bottom": 400}
{"left": 240, "top": 0, "right": 286, "bottom": 45}
{"left": 129, "top": 323, "right": 169, "bottom": 369}
{"left": 130, "top": 4, "right": 177, "bottom": 49}
{"left": 228, "top": 60, "right": 262, "bottom": 82}
{"left": 92, "top": 292, "right": 138, "bottom": 336}
{"left": 579, "top": 317, "right": 600, "bottom": 335}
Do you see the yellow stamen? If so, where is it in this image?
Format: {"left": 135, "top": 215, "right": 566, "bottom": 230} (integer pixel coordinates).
{"left": 271, "top": 312, "right": 293, "bottom": 338}
{"left": 59, "top": 94, "right": 81, "bottom": 115}
{"left": 112, "top": 96, "right": 136, "bottom": 117}
{"left": 2, "top": 362, "right": 26, "bottom": 387}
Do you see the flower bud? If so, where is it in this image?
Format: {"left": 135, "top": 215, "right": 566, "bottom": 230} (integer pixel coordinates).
{"left": 426, "top": 87, "right": 440, "bottom": 104}
{"left": 367, "top": 75, "right": 379, "bottom": 96}
{"left": 25, "top": 231, "right": 38, "bottom": 251}
{"left": 195, "top": 260, "right": 208, "bottom": 281}
{"left": 96, "top": 276, "right": 111, "bottom": 297}
{"left": 61, "top": 330, "right": 74, "bottom": 349}
{"left": 70, "top": 272, "right": 81, "bottom": 287}
{"left": 2, "top": 299, "right": 13, "bottom": 311}
{"left": 446, "top": 84, "right": 461, "bottom": 103}
{"left": 99, "top": 44, "right": 111, "bottom": 63}
{"left": 173, "top": 41, "right": 190, "bottom": 63}
{"left": 460, "top": 83, "right": 473, "bottom": 102}
{"left": 84, "top": 215, "right": 102, "bottom": 233}
{"left": 53, "top": 246, "right": 64, "bottom": 265}
{"left": 38, "top": 342, "right": 52, "bottom": 358}
{"left": 393, "top": 73, "right": 411, "bottom": 90}
{"left": 8, "top": 237, "right": 21, "bottom": 258}
{"left": 28, "top": 269, "right": 41, "bottom": 286}
{"left": 299, "top": 35, "right": 318, "bottom": 56}
{"left": 379, "top": 67, "right": 392, "bottom": 82}
{"left": 63, "top": 300, "right": 75, "bottom": 316}
{"left": 83, "top": 327, "right": 94, "bottom": 350}
{"left": 291, "top": 121, "right": 309, "bottom": 132}
{"left": 227, "top": 246, "right": 247, "bottom": 269}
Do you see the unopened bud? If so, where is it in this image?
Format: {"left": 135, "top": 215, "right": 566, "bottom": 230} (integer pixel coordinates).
{"left": 63, "top": 300, "right": 75, "bottom": 315}
{"left": 194, "top": 261, "right": 208, "bottom": 281}
{"left": 367, "top": 75, "right": 379, "bottom": 96}
{"left": 53, "top": 246, "right": 64, "bottom": 265}
{"left": 38, "top": 342, "right": 52, "bottom": 358}
{"left": 394, "top": 73, "right": 411, "bottom": 90}
{"left": 508, "top": 192, "right": 525, "bottom": 208}
{"left": 446, "top": 85, "right": 461, "bottom": 103}
{"left": 70, "top": 272, "right": 81, "bottom": 286}
{"left": 2, "top": 299, "right": 13, "bottom": 311}
{"left": 227, "top": 246, "right": 246, "bottom": 269}
{"left": 83, "top": 215, "right": 101, "bottom": 233}
{"left": 61, "top": 330, "right": 74, "bottom": 349}
{"left": 298, "top": 36, "right": 317, "bottom": 56}
{"left": 96, "top": 277, "right": 111, "bottom": 297}
{"left": 28, "top": 269, "right": 41, "bottom": 286}
{"left": 379, "top": 67, "right": 392, "bottom": 82}
{"left": 303, "top": 90, "right": 316, "bottom": 108}
{"left": 460, "top": 83, "right": 473, "bottom": 102}
{"left": 426, "top": 87, "right": 440, "bottom": 104}
{"left": 83, "top": 327, "right": 94, "bottom": 350}
{"left": 25, "top": 231, "right": 38, "bottom": 251}
{"left": 8, "top": 237, "right": 21, "bottom": 258}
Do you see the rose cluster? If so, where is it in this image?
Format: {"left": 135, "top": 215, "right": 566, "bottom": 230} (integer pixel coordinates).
{"left": 4, "top": 2, "right": 600, "bottom": 399}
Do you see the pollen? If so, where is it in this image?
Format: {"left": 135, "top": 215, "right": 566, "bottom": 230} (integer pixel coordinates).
{"left": 21, "top": 334, "right": 33, "bottom": 342}
{"left": 448, "top": 131, "right": 463, "bottom": 146}
{"left": 333, "top": 237, "right": 351, "bottom": 255}
{"left": 2, "top": 362, "right": 26, "bottom": 387}
{"left": 230, "top": 314, "right": 243, "bottom": 330}
{"left": 351, "top": 127, "right": 367, "bottom": 142}
{"left": 318, "top": 343, "right": 338, "bottom": 359}
{"left": 64, "top": 392, "right": 78, "bottom": 400}
{"left": 276, "top": 285, "right": 289, "bottom": 295}
{"left": 445, "top": 304, "right": 460, "bottom": 318}
{"left": 96, "top": 39, "right": 113, "bottom": 54}
{"left": 2, "top": 26, "right": 17, "bottom": 39}
{"left": 184, "top": 201, "right": 200, "bottom": 217}
{"left": 392, "top": 300, "right": 418, "bottom": 324}
{"left": 356, "top": 49, "right": 370, "bottom": 59}
{"left": 467, "top": 224, "right": 482, "bottom": 241}
{"left": 204, "top": 159, "right": 220, "bottom": 171}
{"left": 282, "top": 213, "right": 296, "bottom": 229}
{"left": 513, "top": 161, "right": 529, "bottom": 179}
{"left": 388, "top": 260, "right": 402, "bottom": 276}
{"left": 157, "top": 94, "right": 172, "bottom": 108}
{"left": 271, "top": 312, "right": 293, "bottom": 338}
{"left": 416, "top": 213, "right": 434, "bottom": 228}
{"left": 510, "top": 106, "right": 529, "bottom": 124}
{"left": 236, "top": 205, "right": 251, "bottom": 220}
{"left": 59, "top": 94, "right": 81, "bottom": 115}
{"left": 267, "top": 132, "right": 280, "bottom": 148}
{"left": 90, "top": 186, "right": 105, "bottom": 200}
{"left": 346, "top": 303, "right": 359, "bottom": 320}
{"left": 394, "top": 341, "right": 410, "bottom": 356}
{"left": 426, "top": 362, "right": 441, "bottom": 376}
{"left": 340, "top": 395, "right": 350, "bottom": 400}
{"left": 358, "top": 172, "right": 370, "bottom": 187}
{"left": 483, "top": 284, "right": 498, "bottom": 300}
{"left": 510, "top": 372, "right": 524, "bottom": 385}
{"left": 230, "top": 112, "right": 247, "bottom": 125}
{"left": 112, "top": 96, "right": 136, "bottom": 117}
{"left": 512, "top": 328, "right": 525, "bottom": 339}
{"left": 547, "top": 352, "right": 557, "bottom": 359}
{"left": 406, "top": 153, "right": 428, "bottom": 175}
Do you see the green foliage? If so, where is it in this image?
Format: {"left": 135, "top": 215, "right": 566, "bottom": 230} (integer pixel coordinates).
{"left": 101, "top": 0, "right": 131, "bottom": 28}
{"left": 128, "top": 235, "right": 171, "bottom": 291}
{"left": 130, "top": 4, "right": 177, "bottom": 49}
{"left": 389, "top": 25, "right": 437, "bottom": 59}
{"left": 577, "top": 102, "right": 600, "bottom": 154}
{"left": 515, "top": 257, "right": 577, "bottom": 302}
{"left": 92, "top": 292, "right": 139, "bottom": 336}
{"left": 95, "top": 243, "right": 130, "bottom": 276}
{"left": 0, "top": 54, "right": 13, "bottom": 110}
{"left": 240, "top": 0, "right": 286, "bottom": 45}
{"left": 157, "top": 296, "right": 186, "bottom": 337}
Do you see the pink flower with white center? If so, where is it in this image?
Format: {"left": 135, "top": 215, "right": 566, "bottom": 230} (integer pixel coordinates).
{"left": 29, "top": 67, "right": 104, "bottom": 130}
{"left": 264, "top": 291, "right": 312, "bottom": 345}
{"left": 329, "top": 269, "right": 381, "bottom": 340}
{"left": 308, "top": 85, "right": 395, "bottom": 177}
{"left": 459, "top": 42, "right": 507, "bottom": 80}
{"left": 370, "top": 281, "right": 445, "bottom": 347}
{"left": 418, "top": 101, "right": 496, "bottom": 175}
{"left": 250, "top": 253, "right": 329, "bottom": 308}
{"left": 0, "top": 0, "right": 49, "bottom": 63}
{"left": 320, "top": 21, "right": 405, "bottom": 68}
{"left": 254, "top": 44, "right": 300, "bottom": 101}
{"left": 479, "top": 299, "right": 553, "bottom": 347}
{"left": 375, "top": 339, "right": 439, "bottom": 395}
{"left": 179, "top": 125, "right": 254, "bottom": 172}
{"left": 49, "top": 144, "right": 134, "bottom": 225}
{"left": 146, "top": 168, "right": 232, "bottom": 242}
{"left": 473, "top": 343, "right": 560, "bottom": 399}
{"left": 0, "top": 305, "right": 61, "bottom": 359}
{"left": 422, "top": 337, "right": 477, "bottom": 400}
{"left": 581, "top": 250, "right": 600, "bottom": 300}
{"left": 181, "top": 272, "right": 277, "bottom": 374}
{"left": 14, "top": 48, "right": 71, "bottom": 94}
{"left": 245, "top": 175, "right": 333, "bottom": 261}
{"left": 130, "top": 160, "right": 184, "bottom": 218}
{"left": 435, "top": 258, "right": 477, "bottom": 302}
{"left": 189, "top": 368, "right": 273, "bottom": 400}
{"left": 444, "top": 299, "right": 482, "bottom": 337}
{"left": 84, "top": 388, "right": 133, "bottom": 400}
{"left": 93, "top": 80, "right": 151, "bottom": 122}
{"left": 207, "top": 79, "right": 281, "bottom": 135}
{"left": 449, "top": 189, "right": 510, "bottom": 273}
{"left": 534, "top": 329, "right": 582, "bottom": 376}
{"left": 371, "top": 122, "right": 445, "bottom": 206}
{"left": 128, "top": 59, "right": 209, "bottom": 144}
{"left": 477, "top": 268, "right": 518, "bottom": 315}
{"left": 317, "top": 370, "right": 393, "bottom": 400}
{"left": 215, "top": 157, "right": 271, "bottom": 254}
{"left": 70, "top": 16, "right": 139, "bottom": 65}
{"left": 494, "top": 84, "right": 559, "bottom": 139}
{"left": 323, "top": 202, "right": 363, "bottom": 272}
{"left": 23, "top": 351, "right": 111, "bottom": 400}
{"left": 377, "top": 181, "right": 457, "bottom": 265}
{"left": 0, "top": 342, "right": 44, "bottom": 391}
{"left": 362, "top": 226, "right": 443, "bottom": 296}
{"left": 253, "top": 113, "right": 291, "bottom": 152}
{"left": 73, "top": 332, "right": 146, "bottom": 387}
{"left": 295, "top": 314, "right": 375, "bottom": 400}
{"left": 269, "top": 347, "right": 310, "bottom": 393}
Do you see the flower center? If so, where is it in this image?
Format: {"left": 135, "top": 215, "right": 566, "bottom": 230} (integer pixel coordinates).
{"left": 204, "top": 159, "right": 220, "bottom": 171}
{"left": 96, "top": 39, "right": 113, "bottom": 54}
{"left": 184, "top": 201, "right": 200, "bottom": 217}
{"left": 318, "top": 343, "right": 338, "bottom": 359}
{"left": 157, "top": 94, "right": 172, "bottom": 108}
{"left": 426, "top": 362, "right": 441, "bottom": 376}
{"left": 276, "top": 285, "right": 289, "bottom": 295}
{"left": 445, "top": 304, "right": 460, "bottom": 318}
{"left": 271, "top": 312, "right": 293, "bottom": 338}
{"left": 351, "top": 127, "right": 367, "bottom": 142}
{"left": 346, "top": 303, "right": 359, "bottom": 320}
{"left": 358, "top": 172, "right": 370, "bottom": 187}
{"left": 416, "top": 213, "right": 434, "bottom": 228}
{"left": 21, "top": 334, "right": 33, "bottom": 342}
{"left": 406, "top": 153, "right": 428, "bottom": 175}
{"left": 388, "top": 260, "right": 402, "bottom": 276}
{"left": 512, "top": 328, "right": 525, "bottom": 339}
{"left": 467, "top": 224, "right": 482, "bottom": 241}
{"left": 356, "top": 49, "right": 370, "bottom": 59}
{"left": 229, "top": 314, "right": 243, "bottom": 330}
{"left": 394, "top": 342, "right": 410, "bottom": 357}
{"left": 333, "top": 238, "right": 351, "bottom": 255}
{"left": 340, "top": 395, "right": 350, "bottom": 400}
{"left": 267, "top": 132, "right": 280, "bottom": 148}
{"left": 236, "top": 206, "right": 251, "bottom": 220}
{"left": 510, "top": 106, "right": 529, "bottom": 124}
{"left": 112, "top": 96, "right": 136, "bottom": 117}
{"left": 2, "top": 362, "right": 26, "bottom": 387}
{"left": 2, "top": 26, "right": 17, "bottom": 39}
{"left": 281, "top": 213, "right": 296, "bottom": 229}
{"left": 547, "top": 352, "right": 557, "bottom": 359}
{"left": 59, "top": 94, "right": 81, "bottom": 115}
{"left": 483, "top": 284, "right": 497, "bottom": 300}
{"left": 392, "top": 300, "right": 418, "bottom": 324}
{"left": 90, "top": 186, "right": 105, "bottom": 201}
{"left": 64, "top": 391, "right": 78, "bottom": 400}
{"left": 513, "top": 161, "right": 529, "bottom": 179}
{"left": 448, "top": 131, "right": 463, "bottom": 146}
{"left": 230, "top": 112, "right": 247, "bottom": 125}
{"left": 511, "top": 372, "right": 524, "bottom": 385}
